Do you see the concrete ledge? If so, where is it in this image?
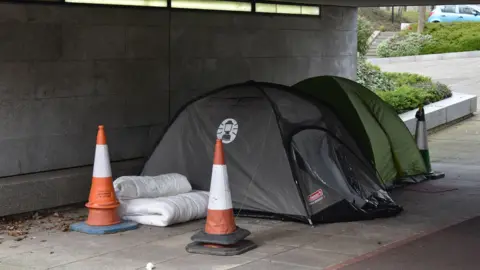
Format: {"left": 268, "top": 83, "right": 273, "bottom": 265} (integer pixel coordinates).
{"left": 368, "top": 50, "right": 480, "bottom": 65}
{"left": 400, "top": 91, "right": 478, "bottom": 134}
{"left": 0, "top": 158, "right": 144, "bottom": 217}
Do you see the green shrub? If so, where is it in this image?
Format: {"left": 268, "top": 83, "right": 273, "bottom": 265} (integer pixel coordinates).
{"left": 356, "top": 50, "right": 452, "bottom": 113}
{"left": 432, "top": 82, "right": 453, "bottom": 99}
{"left": 356, "top": 61, "right": 453, "bottom": 113}
{"left": 377, "top": 32, "right": 433, "bottom": 57}
{"left": 357, "top": 16, "right": 374, "bottom": 56}
{"left": 376, "top": 85, "right": 436, "bottom": 113}
{"left": 356, "top": 57, "right": 395, "bottom": 91}
{"left": 405, "top": 22, "right": 480, "bottom": 55}
{"left": 385, "top": 72, "right": 452, "bottom": 99}
{"left": 384, "top": 72, "right": 431, "bottom": 86}
{"left": 375, "top": 77, "right": 452, "bottom": 113}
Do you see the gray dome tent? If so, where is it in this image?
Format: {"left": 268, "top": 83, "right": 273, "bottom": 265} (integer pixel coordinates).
{"left": 141, "top": 81, "right": 402, "bottom": 224}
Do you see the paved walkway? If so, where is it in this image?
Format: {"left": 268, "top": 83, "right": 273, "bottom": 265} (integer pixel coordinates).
{"left": 374, "top": 57, "right": 480, "bottom": 106}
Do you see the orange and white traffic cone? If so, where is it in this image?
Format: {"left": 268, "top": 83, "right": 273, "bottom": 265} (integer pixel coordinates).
{"left": 85, "top": 125, "right": 120, "bottom": 226}
{"left": 186, "top": 139, "right": 257, "bottom": 256}
{"left": 70, "top": 125, "right": 138, "bottom": 235}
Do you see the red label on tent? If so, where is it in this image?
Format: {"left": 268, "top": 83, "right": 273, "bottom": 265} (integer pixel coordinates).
{"left": 308, "top": 189, "right": 324, "bottom": 205}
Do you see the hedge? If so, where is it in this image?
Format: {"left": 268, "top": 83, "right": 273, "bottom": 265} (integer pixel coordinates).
{"left": 418, "top": 22, "right": 480, "bottom": 54}
{"left": 356, "top": 59, "right": 395, "bottom": 91}
{"left": 377, "top": 22, "right": 480, "bottom": 57}
{"left": 356, "top": 58, "right": 452, "bottom": 114}
{"left": 377, "top": 77, "right": 452, "bottom": 113}
{"left": 377, "top": 32, "right": 433, "bottom": 57}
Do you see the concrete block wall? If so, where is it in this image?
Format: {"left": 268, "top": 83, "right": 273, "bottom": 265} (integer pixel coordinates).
{"left": 0, "top": 2, "right": 357, "bottom": 215}
{"left": 169, "top": 7, "right": 358, "bottom": 113}
{"left": 0, "top": 3, "right": 170, "bottom": 178}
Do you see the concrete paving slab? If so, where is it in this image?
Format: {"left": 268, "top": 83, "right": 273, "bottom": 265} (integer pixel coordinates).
{"left": 302, "top": 234, "right": 386, "bottom": 256}
{"left": 0, "top": 237, "right": 49, "bottom": 259}
{"left": 231, "top": 259, "right": 318, "bottom": 270}
{"left": 309, "top": 221, "right": 418, "bottom": 244}
{"left": 235, "top": 244, "right": 295, "bottom": 260}
{"left": 36, "top": 231, "right": 146, "bottom": 253}
{"left": 0, "top": 263, "right": 32, "bottom": 269}
{"left": 268, "top": 247, "right": 353, "bottom": 269}
{"left": 51, "top": 242, "right": 186, "bottom": 269}
{"left": 151, "top": 254, "right": 255, "bottom": 270}
{"left": 251, "top": 229, "right": 317, "bottom": 247}
{"left": 148, "top": 231, "right": 196, "bottom": 251}
{"left": 49, "top": 255, "right": 146, "bottom": 270}
{"left": 1, "top": 245, "right": 98, "bottom": 269}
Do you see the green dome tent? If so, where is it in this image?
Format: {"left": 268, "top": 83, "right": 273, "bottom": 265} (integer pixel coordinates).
{"left": 293, "top": 75, "right": 428, "bottom": 188}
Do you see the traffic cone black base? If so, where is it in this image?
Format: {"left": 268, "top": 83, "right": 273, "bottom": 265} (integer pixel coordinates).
{"left": 185, "top": 239, "right": 257, "bottom": 256}
{"left": 191, "top": 226, "right": 251, "bottom": 246}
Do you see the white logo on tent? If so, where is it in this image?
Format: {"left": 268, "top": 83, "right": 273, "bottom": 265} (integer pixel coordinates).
{"left": 217, "top": 118, "right": 238, "bottom": 144}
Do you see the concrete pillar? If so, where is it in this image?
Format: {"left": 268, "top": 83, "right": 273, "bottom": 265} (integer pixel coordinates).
{"left": 169, "top": 7, "right": 358, "bottom": 113}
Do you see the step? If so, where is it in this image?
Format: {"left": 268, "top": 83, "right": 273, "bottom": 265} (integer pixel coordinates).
{"left": 374, "top": 37, "right": 391, "bottom": 41}
{"left": 376, "top": 36, "right": 393, "bottom": 40}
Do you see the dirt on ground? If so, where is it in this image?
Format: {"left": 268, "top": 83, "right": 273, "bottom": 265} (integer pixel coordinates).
{"left": 0, "top": 204, "right": 87, "bottom": 243}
